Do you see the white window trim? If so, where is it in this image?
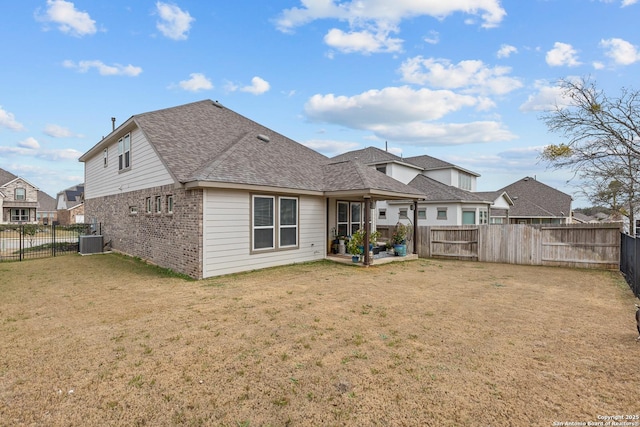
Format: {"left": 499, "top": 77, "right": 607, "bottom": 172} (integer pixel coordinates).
{"left": 118, "top": 133, "right": 131, "bottom": 171}
{"left": 167, "top": 195, "right": 174, "bottom": 214}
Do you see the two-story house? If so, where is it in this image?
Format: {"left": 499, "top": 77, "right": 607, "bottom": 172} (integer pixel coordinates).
{"left": 330, "top": 147, "right": 512, "bottom": 238}
{"left": 79, "top": 100, "right": 424, "bottom": 279}
{"left": 0, "top": 168, "right": 41, "bottom": 224}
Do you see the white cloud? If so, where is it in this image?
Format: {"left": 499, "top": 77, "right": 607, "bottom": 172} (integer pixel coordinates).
{"left": 519, "top": 80, "right": 570, "bottom": 112}
{"left": 44, "top": 124, "right": 82, "bottom": 138}
{"left": 0, "top": 143, "right": 81, "bottom": 161}
{"left": 375, "top": 121, "right": 516, "bottom": 145}
{"left": 302, "top": 139, "right": 361, "bottom": 157}
{"left": 324, "top": 27, "right": 403, "bottom": 54}
{"left": 423, "top": 30, "right": 439, "bottom": 45}
{"left": 497, "top": 44, "right": 517, "bottom": 58}
{"left": 275, "top": 0, "right": 506, "bottom": 32}
{"left": 600, "top": 38, "right": 640, "bottom": 65}
{"left": 275, "top": 1, "right": 505, "bottom": 54}
{"left": 178, "top": 73, "right": 213, "bottom": 92}
{"left": 398, "top": 57, "right": 522, "bottom": 95}
{"left": 63, "top": 60, "right": 142, "bottom": 76}
{"left": 303, "top": 85, "right": 516, "bottom": 144}
{"left": 240, "top": 77, "right": 271, "bottom": 95}
{"left": 545, "top": 42, "right": 581, "bottom": 67}
{"left": 305, "top": 86, "right": 478, "bottom": 127}
{"left": 0, "top": 106, "right": 25, "bottom": 131}
{"left": 18, "top": 137, "right": 40, "bottom": 149}
{"left": 622, "top": 0, "right": 638, "bottom": 5}
{"left": 156, "top": 2, "right": 194, "bottom": 40}
{"left": 36, "top": 0, "right": 97, "bottom": 37}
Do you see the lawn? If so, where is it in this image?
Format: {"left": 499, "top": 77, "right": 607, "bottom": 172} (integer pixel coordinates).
{"left": 0, "top": 254, "right": 638, "bottom": 426}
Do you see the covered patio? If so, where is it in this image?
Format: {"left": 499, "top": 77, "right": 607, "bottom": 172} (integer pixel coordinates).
{"left": 323, "top": 160, "right": 424, "bottom": 267}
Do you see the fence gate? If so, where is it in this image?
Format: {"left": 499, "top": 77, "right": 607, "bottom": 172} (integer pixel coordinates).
{"left": 0, "top": 224, "right": 93, "bottom": 262}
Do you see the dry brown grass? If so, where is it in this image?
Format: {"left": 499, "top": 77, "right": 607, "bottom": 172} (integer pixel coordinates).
{"left": 0, "top": 254, "right": 638, "bottom": 426}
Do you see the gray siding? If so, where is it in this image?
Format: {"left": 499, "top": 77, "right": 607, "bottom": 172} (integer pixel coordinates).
{"left": 84, "top": 129, "right": 174, "bottom": 200}
{"left": 202, "top": 189, "right": 326, "bottom": 278}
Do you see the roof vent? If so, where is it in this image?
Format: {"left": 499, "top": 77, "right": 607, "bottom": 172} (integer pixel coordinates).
{"left": 212, "top": 100, "right": 223, "bottom": 108}
{"left": 257, "top": 134, "right": 270, "bottom": 143}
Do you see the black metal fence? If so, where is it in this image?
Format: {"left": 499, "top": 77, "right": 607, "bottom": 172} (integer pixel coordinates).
{"left": 620, "top": 232, "right": 640, "bottom": 298}
{"left": 0, "top": 223, "right": 93, "bottom": 262}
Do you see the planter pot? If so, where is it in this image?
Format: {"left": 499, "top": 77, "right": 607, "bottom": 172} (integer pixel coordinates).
{"left": 393, "top": 244, "right": 407, "bottom": 257}
{"left": 352, "top": 255, "right": 359, "bottom": 263}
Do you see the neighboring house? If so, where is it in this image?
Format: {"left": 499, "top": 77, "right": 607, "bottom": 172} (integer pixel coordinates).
{"left": 492, "top": 177, "right": 572, "bottom": 224}
{"left": 331, "top": 147, "right": 512, "bottom": 232}
{"left": 79, "top": 100, "right": 423, "bottom": 279}
{"left": 56, "top": 184, "right": 85, "bottom": 225}
{"left": 37, "top": 192, "right": 57, "bottom": 225}
{"left": 0, "top": 167, "right": 47, "bottom": 224}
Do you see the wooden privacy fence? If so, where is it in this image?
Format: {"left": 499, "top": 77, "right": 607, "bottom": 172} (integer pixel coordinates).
{"left": 417, "top": 223, "right": 622, "bottom": 269}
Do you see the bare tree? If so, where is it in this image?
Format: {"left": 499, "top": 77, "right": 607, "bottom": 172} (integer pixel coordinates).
{"left": 540, "top": 76, "right": 640, "bottom": 232}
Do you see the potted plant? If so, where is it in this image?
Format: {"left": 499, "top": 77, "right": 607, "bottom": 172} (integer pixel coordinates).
{"left": 349, "top": 228, "right": 365, "bottom": 257}
{"left": 346, "top": 236, "right": 362, "bottom": 262}
{"left": 392, "top": 223, "right": 408, "bottom": 256}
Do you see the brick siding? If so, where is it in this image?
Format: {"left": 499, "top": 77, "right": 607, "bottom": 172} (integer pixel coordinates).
{"left": 84, "top": 185, "right": 203, "bottom": 279}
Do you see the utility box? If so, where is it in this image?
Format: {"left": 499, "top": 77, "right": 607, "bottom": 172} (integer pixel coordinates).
{"left": 79, "top": 235, "right": 103, "bottom": 255}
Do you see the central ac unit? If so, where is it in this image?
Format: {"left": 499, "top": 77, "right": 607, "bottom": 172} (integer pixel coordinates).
{"left": 79, "top": 235, "right": 103, "bottom": 255}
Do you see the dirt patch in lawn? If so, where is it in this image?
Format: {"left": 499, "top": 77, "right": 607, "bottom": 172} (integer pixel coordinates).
{"left": 0, "top": 254, "right": 638, "bottom": 426}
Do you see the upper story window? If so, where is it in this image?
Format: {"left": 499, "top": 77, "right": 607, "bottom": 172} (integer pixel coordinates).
{"left": 418, "top": 209, "right": 427, "bottom": 220}
{"left": 118, "top": 133, "right": 131, "bottom": 171}
{"left": 459, "top": 173, "right": 472, "bottom": 190}
{"left": 399, "top": 208, "right": 408, "bottom": 219}
{"left": 15, "top": 188, "right": 26, "bottom": 200}
{"left": 378, "top": 208, "right": 387, "bottom": 220}
{"left": 376, "top": 165, "right": 387, "bottom": 174}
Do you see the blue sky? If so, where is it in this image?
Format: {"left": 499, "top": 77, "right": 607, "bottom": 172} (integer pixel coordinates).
{"left": 1, "top": 1, "right": 639, "bottom": 207}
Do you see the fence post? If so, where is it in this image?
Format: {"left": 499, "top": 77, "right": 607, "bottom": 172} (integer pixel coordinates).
{"left": 52, "top": 224, "right": 56, "bottom": 257}
{"left": 19, "top": 225, "right": 23, "bottom": 261}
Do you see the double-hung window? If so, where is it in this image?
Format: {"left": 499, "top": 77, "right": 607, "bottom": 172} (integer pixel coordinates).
{"left": 279, "top": 197, "right": 298, "bottom": 247}
{"left": 252, "top": 195, "right": 298, "bottom": 251}
{"left": 15, "top": 188, "right": 25, "bottom": 200}
{"left": 118, "top": 133, "right": 131, "bottom": 171}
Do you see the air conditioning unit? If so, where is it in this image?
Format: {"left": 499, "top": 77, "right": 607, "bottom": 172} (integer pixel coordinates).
{"left": 79, "top": 235, "right": 104, "bottom": 255}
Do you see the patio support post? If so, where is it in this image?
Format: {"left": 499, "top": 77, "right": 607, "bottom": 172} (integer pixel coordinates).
{"left": 363, "top": 198, "right": 371, "bottom": 266}
{"left": 413, "top": 200, "right": 419, "bottom": 254}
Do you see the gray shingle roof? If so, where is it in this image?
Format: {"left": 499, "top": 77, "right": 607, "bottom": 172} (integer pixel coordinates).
{"left": 330, "top": 147, "right": 404, "bottom": 165}
{"left": 0, "top": 168, "right": 18, "bottom": 186}
{"left": 404, "top": 154, "right": 480, "bottom": 177}
{"left": 409, "top": 175, "right": 490, "bottom": 202}
{"left": 323, "top": 161, "right": 425, "bottom": 197}
{"left": 498, "top": 177, "right": 572, "bottom": 217}
{"left": 86, "top": 100, "right": 423, "bottom": 198}
{"left": 133, "top": 100, "right": 328, "bottom": 191}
